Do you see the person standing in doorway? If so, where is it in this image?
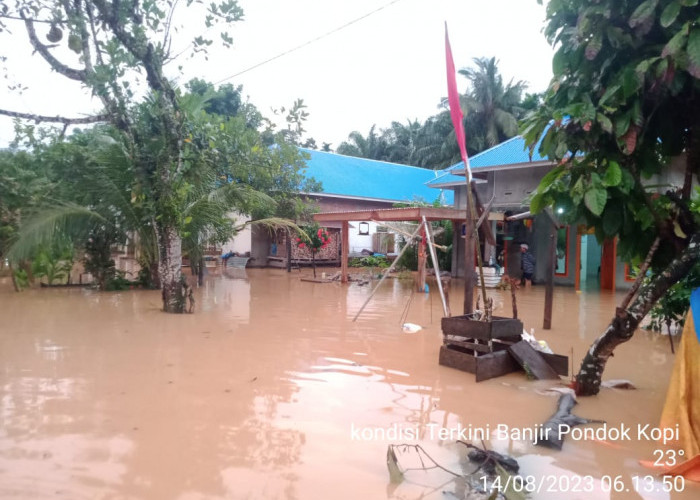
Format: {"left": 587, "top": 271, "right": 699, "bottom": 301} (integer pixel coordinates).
{"left": 520, "top": 243, "right": 535, "bottom": 288}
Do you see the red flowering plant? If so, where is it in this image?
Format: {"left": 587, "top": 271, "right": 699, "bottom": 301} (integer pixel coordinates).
{"left": 296, "top": 223, "right": 331, "bottom": 277}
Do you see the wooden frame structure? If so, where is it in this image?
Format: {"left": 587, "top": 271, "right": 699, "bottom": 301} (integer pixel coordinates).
{"left": 313, "top": 207, "right": 471, "bottom": 285}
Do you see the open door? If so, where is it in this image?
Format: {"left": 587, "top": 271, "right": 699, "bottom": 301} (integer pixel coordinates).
{"left": 600, "top": 238, "right": 616, "bottom": 290}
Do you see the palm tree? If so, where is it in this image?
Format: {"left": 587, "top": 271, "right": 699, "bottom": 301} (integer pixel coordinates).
{"left": 459, "top": 57, "right": 527, "bottom": 148}
{"left": 336, "top": 125, "right": 390, "bottom": 160}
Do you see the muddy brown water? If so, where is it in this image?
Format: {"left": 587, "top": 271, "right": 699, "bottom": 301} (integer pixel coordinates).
{"left": 0, "top": 269, "right": 697, "bottom": 499}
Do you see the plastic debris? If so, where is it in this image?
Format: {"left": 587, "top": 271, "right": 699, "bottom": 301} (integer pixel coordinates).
{"left": 402, "top": 323, "right": 422, "bottom": 333}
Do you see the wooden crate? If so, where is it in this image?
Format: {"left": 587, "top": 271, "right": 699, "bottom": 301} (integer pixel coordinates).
{"left": 441, "top": 315, "right": 523, "bottom": 340}
{"left": 439, "top": 345, "right": 520, "bottom": 382}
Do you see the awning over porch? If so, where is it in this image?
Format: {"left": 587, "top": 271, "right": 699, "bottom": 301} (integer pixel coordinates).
{"left": 313, "top": 206, "right": 468, "bottom": 223}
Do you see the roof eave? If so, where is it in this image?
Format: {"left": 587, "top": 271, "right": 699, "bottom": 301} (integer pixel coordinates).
{"left": 451, "top": 160, "right": 554, "bottom": 175}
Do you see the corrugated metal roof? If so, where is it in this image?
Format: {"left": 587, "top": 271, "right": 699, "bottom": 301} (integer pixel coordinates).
{"left": 300, "top": 148, "right": 454, "bottom": 205}
{"left": 470, "top": 135, "right": 549, "bottom": 167}
{"left": 431, "top": 128, "right": 553, "bottom": 185}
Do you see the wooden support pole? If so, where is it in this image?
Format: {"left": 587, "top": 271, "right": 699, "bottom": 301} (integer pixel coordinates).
{"left": 341, "top": 221, "right": 349, "bottom": 283}
{"left": 423, "top": 216, "right": 449, "bottom": 317}
{"left": 286, "top": 229, "right": 292, "bottom": 273}
{"left": 416, "top": 224, "right": 427, "bottom": 292}
{"left": 543, "top": 221, "right": 556, "bottom": 330}
{"left": 463, "top": 213, "right": 475, "bottom": 314}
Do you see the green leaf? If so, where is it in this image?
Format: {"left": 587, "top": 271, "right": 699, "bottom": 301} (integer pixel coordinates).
{"left": 603, "top": 207, "right": 622, "bottom": 236}
{"left": 681, "top": 0, "right": 698, "bottom": 6}
{"left": 661, "top": 1, "right": 681, "bottom": 27}
{"left": 539, "top": 164, "right": 566, "bottom": 190}
{"left": 614, "top": 112, "right": 631, "bottom": 137}
{"left": 530, "top": 192, "right": 551, "bottom": 213}
{"left": 552, "top": 48, "right": 567, "bottom": 76}
{"left": 603, "top": 161, "right": 622, "bottom": 186}
{"left": 494, "top": 463, "right": 528, "bottom": 500}
{"left": 687, "top": 28, "right": 700, "bottom": 78}
{"left": 629, "top": 0, "right": 659, "bottom": 28}
{"left": 597, "top": 113, "right": 613, "bottom": 133}
{"left": 571, "top": 176, "right": 586, "bottom": 204}
{"left": 68, "top": 34, "right": 82, "bottom": 54}
{"left": 662, "top": 22, "right": 689, "bottom": 57}
{"left": 673, "top": 220, "right": 688, "bottom": 238}
{"left": 622, "top": 67, "right": 640, "bottom": 98}
{"left": 584, "top": 188, "right": 608, "bottom": 216}
{"left": 598, "top": 84, "right": 620, "bottom": 106}
{"left": 386, "top": 446, "right": 404, "bottom": 483}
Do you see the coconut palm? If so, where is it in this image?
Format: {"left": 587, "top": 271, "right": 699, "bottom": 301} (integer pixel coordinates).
{"left": 336, "top": 125, "right": 390, "bottom": 160}
{"left": 459, "top": 57, "right": 527, "bottom": 148}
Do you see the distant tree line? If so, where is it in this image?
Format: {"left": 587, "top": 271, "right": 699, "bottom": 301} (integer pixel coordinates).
{"left": 336, "top": 57, "right": 543, "bottom": 169}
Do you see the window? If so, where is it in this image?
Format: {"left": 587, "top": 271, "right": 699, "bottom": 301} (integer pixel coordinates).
{"left": 358, "top": 222, "right": 370, "bottom": 235}
{"left": 555, "top": 227, "right": 569, "bottom": 276}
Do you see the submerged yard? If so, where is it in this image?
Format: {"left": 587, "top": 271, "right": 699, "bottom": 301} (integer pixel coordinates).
{"left": 0, "top": 269, "right": 697, "bottom": 499}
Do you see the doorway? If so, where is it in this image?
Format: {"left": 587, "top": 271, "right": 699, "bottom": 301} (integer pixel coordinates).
{"left": 578, "top": 234, "right": 601, "bottom": 291}
{"left": 577, "top": 234, "right": 616, "bottom": 291}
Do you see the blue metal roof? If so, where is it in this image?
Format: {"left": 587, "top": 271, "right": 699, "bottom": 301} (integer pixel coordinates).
{"left": 470, "top": 135, "right": 549, "bottom": 167}
{"left": 300, "top": 148, "right": 454, "bottom": 205}
{"left": 426, "top": 132, "right": 552, "bottom": 189}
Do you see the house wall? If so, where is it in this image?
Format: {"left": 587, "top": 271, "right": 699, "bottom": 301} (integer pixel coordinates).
{"left": 249, "top": 196, "right": 400, "bottom": 267}
{"left": 250, "top": 225, "right": 271, "bottom": 267}
{"left": 221, "top": 212, "right": 252, "bottom": 256}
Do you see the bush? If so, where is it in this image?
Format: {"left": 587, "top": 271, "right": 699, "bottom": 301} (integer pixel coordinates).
{"left": 349, "top": 255, "right": 390, "bottom": 268}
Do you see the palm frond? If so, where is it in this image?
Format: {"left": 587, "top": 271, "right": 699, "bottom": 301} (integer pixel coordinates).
{"left": 7, "top": 203, "right": 114, "bottom": 262}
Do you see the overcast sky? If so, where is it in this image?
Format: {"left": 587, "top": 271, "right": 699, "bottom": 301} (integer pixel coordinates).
{"left": 0, "top": 0, "right": 555, "bottom": 149}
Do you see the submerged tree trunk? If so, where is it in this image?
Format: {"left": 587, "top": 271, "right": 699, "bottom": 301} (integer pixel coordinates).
{"left": 575, "top": 234, "right": 699, "bottom": 395}
{"left": 157, "top": 223, "right": 185, "bottom": 313}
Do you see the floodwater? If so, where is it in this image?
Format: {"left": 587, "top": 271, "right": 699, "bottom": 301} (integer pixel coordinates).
{"left": 0, "top": 269, "right": 697, "bottom": 500}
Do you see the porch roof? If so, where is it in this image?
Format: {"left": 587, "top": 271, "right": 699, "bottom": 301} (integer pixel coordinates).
{"left": 313, "top": 206, "right": 503, "bottom": 223}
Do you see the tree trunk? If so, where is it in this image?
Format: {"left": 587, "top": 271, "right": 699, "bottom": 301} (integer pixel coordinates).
{"left": 157, "top": 223, "right": 185, "bottom": 313}
{"left": 198, "top": 256, "right": 204, "bottom": 287}
{"left": 575, "top": 233, "right": 699, "bottom": 395}
{"left": 312, "top": 251, "right": 316, "bottom": 278}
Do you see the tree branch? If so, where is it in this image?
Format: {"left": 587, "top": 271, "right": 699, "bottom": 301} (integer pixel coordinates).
{"left": 20, "top": 12, "right": 87, "bottom": 82}
{"left": 0, "top": 108, "right": 108, "bottom": 125}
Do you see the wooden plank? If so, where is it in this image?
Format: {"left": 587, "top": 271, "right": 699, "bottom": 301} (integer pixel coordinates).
{"left": 539, "top": 352, "right": 569, "bottom": 377}
{"left": 444, "top": 339, "right": 492, "bottom": 354}
{"left": 475, "top": 351, "right": 521, "bottom": 382}
{"left": 508, "top": 341, "right": 561, "bottom": 380}
{"left": 439, "top": 345, "right": 476, "bottom": 374}
{"left": 441, "top": 316, "right": 523, "bottom": 340}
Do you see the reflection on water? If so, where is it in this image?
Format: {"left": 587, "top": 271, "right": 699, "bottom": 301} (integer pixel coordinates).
{"left": 0, "top": 270, "right": 696, "bottom": 499}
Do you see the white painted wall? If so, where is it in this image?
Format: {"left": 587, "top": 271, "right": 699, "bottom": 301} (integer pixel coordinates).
{"left": 347, "top": 221, "right": 396, "bottom": 255}
{"left": 221, "top": 212, "right": 252, "bottom": 255}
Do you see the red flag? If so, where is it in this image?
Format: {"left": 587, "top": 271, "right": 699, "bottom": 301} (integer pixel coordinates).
{"left": 445, "top": 23, "right": 471, "bottom": 179}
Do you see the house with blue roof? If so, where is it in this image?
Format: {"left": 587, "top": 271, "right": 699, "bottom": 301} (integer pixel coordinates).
{"left": 428, "top": 131, "right": 691, "bottom": 290}
{"left": 231, "top": 148, "right": 455, "bottom": 267}
{"left": 428, "top": 135, "right": 631, "bottom": 291}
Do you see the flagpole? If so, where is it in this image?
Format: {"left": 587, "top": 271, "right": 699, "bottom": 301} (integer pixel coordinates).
{"left": 445, "top": 23, "right": 489, "bottom": 315}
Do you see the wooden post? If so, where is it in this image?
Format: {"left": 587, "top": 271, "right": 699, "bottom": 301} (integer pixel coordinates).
{"left": 543, "top": 222, "right": 556, "bottom": 330}
{"left": 416, "top": 224, "right": 427, "bottom": 292}
{"left": 423, "top": 216, "right": 449, "bottom": 317}
{"left": 286, "top": 229, "right": 292, "bottom": 273}
{"left": 341, "top": 221, "right": 349, "bottom": 283}
{"left": 463, "top": 213, "right": 475, "bottom": 314}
